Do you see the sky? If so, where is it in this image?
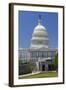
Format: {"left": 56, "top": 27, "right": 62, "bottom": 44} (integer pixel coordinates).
{"left": 19, "top": 11, "right": 58, "bottom": 48}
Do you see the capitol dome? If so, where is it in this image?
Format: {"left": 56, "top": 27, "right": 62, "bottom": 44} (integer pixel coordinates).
{"left": 31, "top": 18, "right": 49, "bottom": 49}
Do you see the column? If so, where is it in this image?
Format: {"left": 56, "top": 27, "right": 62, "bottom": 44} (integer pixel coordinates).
{"left": 45, "top": 63, "right": 48, "bottom": 71}
{"left": 36, "top": 61, "right": 39, "bottom": 71}
{"left": 39, "top": 62, "right": 42, "bottom": 71}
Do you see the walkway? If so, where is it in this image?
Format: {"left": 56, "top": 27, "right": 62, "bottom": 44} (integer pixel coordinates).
{"left": 19, "top": 71, "right": 41, "bottom": 78}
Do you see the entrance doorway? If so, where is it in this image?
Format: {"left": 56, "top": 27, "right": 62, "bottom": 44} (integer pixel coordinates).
{"left": 42, "top": 65, "right": 45, "bottom": 71}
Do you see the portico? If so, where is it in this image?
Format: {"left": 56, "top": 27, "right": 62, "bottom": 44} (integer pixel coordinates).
{"left": 32, "top": 57, "right": 53, "bottom": 72}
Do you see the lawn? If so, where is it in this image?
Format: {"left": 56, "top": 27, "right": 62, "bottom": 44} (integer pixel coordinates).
{"left": 19, "top": 71, "right": 58, "bottom": 79}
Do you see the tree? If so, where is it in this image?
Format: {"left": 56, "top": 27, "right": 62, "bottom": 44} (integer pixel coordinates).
{"left": 54, "top": 53, "right": 58, "bottom": 72}
{"left": 19, "top": 60, "right": 32, "bottom": 75}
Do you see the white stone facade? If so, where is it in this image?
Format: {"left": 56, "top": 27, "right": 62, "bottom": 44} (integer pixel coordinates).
{"left": 19, "top": 48, "right": 57, "bottom": 72}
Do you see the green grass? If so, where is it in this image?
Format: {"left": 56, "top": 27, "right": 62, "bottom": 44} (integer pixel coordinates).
{"left": 19, "top": 71, "right": 58, "bottom": 79}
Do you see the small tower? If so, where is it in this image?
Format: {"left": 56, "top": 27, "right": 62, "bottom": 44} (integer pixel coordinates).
{"left": 38, "top": 15, "right": 42, "bottom": 25}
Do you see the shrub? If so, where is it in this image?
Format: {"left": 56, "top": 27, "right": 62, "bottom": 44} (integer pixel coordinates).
{"left": 48, "top": 64, "right": 55, "bottom": 71}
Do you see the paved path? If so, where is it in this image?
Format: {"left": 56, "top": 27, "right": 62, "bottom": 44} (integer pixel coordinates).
{"left": 19, "top": 72, "right": 41, "bottom": 78}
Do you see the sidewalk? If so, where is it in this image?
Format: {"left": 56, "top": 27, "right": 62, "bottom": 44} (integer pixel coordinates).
{"left": 19, "top": 71, "right": 41, "bottom": 78}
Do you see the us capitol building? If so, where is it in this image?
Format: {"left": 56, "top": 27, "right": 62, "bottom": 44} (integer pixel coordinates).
{"left": 19, "top": 17, "right": 57, "bottom": 72}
